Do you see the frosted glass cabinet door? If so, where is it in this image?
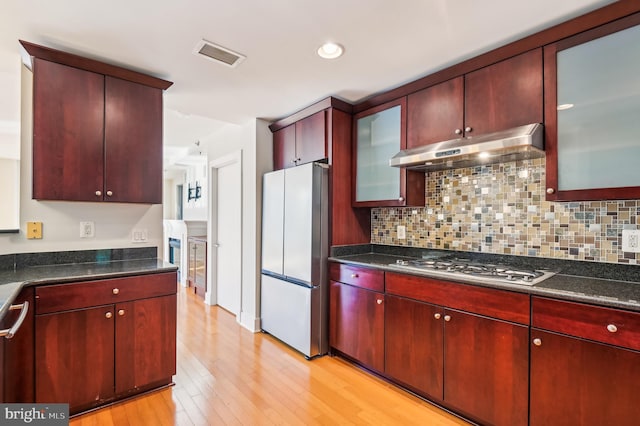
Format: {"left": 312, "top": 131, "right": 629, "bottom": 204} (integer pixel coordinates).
{"left": 354, "top": 98, "right": 405, "bottom": 206}
{"left": 544, "top": 16, "right": 640, "bottom": 201}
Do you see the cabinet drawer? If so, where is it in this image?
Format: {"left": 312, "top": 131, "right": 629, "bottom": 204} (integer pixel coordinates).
{"left": 35, "top": 272, "right": 177, "bottom": 315}
{"left": 532, "top": 296, "right": 640, "bottom": 351}
{"left": 329, "top": 263, "right": 384, "bottom": 292}
{"left": 386, "top": 272, "right": 529, "bottom": 324}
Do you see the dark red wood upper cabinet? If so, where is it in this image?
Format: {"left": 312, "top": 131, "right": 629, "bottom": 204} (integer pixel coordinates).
{"left": 273, "top": 125, "right": 296, "bottom": 170}
{"left": 105, "top": 76, "right": 163, "bottom": 203}
{"left": 31, "top": 57, "right": 165, "bottom": 204}
{"left": 530, "top": 329, "right": 640, "bottom": 426}
{"left": 407, "top": 77, "right": 464, "bottom": 148}
{"left": 544, "top": 14, "right": 640, "bottom": 201}
{"left": 465, "top": 49, "right": 543, "bottom": 136}
{"left": 272, "top": 111, "right": 327, "bottom": 170}
{"left": 32, "top": 58, "right": 105, "bottom": 201}
{"left": 295, "top": 110, "right": 326, "bottom": 166}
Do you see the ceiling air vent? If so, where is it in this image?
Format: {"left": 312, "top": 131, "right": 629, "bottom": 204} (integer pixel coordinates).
{"left": 193, "top": 39, "right": 246, "bottom": 68}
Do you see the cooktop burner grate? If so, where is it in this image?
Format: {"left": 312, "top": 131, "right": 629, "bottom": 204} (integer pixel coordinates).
{"left": 389, "top": 258, "right": 554, "bottom": 286}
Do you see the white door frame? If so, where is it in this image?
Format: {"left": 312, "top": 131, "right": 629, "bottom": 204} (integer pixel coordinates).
{"left": 207, "top": 150, "right": 242, "bottom": 313}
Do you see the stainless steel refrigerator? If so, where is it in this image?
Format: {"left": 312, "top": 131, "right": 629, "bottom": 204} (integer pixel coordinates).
{"left": 260, "top": 162, "right": 329, "bottom": 358}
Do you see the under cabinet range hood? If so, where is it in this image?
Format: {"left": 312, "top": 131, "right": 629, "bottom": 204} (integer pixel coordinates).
{"left": 389, "top": 123, "right": 544, "bottom": 171}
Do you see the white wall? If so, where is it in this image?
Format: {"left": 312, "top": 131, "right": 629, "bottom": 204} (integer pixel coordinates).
{"left": 0, "top": 64, "right": 163, "bottom": 255}
{"left": 203, "top": 118, "right": 272, "bottom": 332}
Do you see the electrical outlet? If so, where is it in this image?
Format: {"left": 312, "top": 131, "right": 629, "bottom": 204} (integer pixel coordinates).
{"left": 397, "top": 225, "right": 406, "bottom": 240}
{"left": 622, "top": 229, "right": 640, "bottom": 253}
{"left": 132, "top": 228, "right": 148, "bottom": 243}
{"left": 80, "top": 221, "right": 94, "bottom": 238}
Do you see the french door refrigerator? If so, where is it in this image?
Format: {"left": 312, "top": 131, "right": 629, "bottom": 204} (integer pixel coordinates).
{"left": 260, "top": 162, "right": 329, "bottom": 358}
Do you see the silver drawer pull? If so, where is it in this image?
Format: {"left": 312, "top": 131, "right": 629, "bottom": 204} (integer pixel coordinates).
{"left": 607, "top": 324, "right": 618, "bottom": 333}
{"left": 112, "top": 288, "right": 120, "bottom": 295}
{"left": 434, "top": 313, "right": 441, "bottom": 320}
{"left": 444, "top": 315, "right": 451, "bottom": 322}
{"left": 533, "top": 338, "right": 542, "bottom": 346}
{"left": 105, "top": 312, "right": 113, "bottom": 319}
{"left": 0, "top": 302, "right": 30, "bottom": 339}
{"left": 376, "top": 299, "right": 383, "bottom": 305}
{"left": 350, "top": 273, "right": 359, "bottom": 278}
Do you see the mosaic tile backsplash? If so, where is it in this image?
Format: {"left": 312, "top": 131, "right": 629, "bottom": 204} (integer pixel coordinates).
{"left": 371, "top": 158, "right": 640, "bottom": 264}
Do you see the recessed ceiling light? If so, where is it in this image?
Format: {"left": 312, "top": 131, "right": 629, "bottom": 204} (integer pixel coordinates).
{"left": 557, "top": 103, "right": 574, "bottom": 111}
{"left": 478, "top": 152, "right": 491, "bottom": 159}
{"left": 317, "top": 42, "right": 344, "bottom": 59}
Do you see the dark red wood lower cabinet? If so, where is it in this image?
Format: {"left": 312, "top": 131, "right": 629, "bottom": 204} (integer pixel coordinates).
{"left": 530, "top": 329, "right": 640, "bottom": 426}
{"left": 384, "top": 295, "right": 444, "bottom": 400}
{"left": 329, "top": 281, "right": 384, "bottom": 372}
{"left": 444, "top": 310, "right": 529, "bottom": 426}
{"left": 115, "top": 295, "right": 177, "bottom": 394}
{"left": 35, "top": 306, "right": 115, "bottom": 413}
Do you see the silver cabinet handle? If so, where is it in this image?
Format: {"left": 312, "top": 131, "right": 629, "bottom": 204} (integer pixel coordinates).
{"left": 398, "top": 197, "right": 404, "bottom": 202}
{"left": 376, "top": 299, "right": 383, "bottom": 305}
{"left": 0, "top": 302, "right": 30, "bottom": 339}
{"left": 95, "top": 190, "right": 102, "bottom": 196}
{"left": 290, "top": 159, "right": 296, "bottom": 164}
{"left": 465, "top": 126, "right": 472, "bottom": 133}
{"left": 112, "top": 288, "right": 120, "bottom": 295}
{"left": 454, "top": 128, "right": 462, "bottom": 135}
{"left": 105, "top": 312, "right": 113, "bottom": 319}
{"left": 533, "top": 338, "right": 542, "bottom": 346}
{"left": 434, "top": 313, "right": 442, "bottom": 320}
{"left": 546, "top": 188, "right": 555, "bottom": 194}
{"left": 106, "top": 190, "right": 113, "bottom": 197}
{"left": 444, "top": 315, "right": 451, "bottom": 322}
{"left": 607, "top": 324, "right": 618, "bottom": 333}
{"left": 118, "top": 309, "right": 125, "bottom": 316}
{"left": 350, "top": 273, "right": 359, "bottom": 278}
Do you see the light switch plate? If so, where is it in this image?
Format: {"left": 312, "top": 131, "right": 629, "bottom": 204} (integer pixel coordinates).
{"left": 132, "top": 228, "right": 148, "bottom": 243}
{"left": 27, "top": 221, "right": 43, "bottom": 239}
{"left": 80, "top": 221, "right": 95, "bottom": 238}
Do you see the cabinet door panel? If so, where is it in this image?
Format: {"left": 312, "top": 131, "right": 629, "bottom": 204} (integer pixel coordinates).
{"left": 407, "top": 77, "right": 464, "bottom": 148}
{"left": 444, "top": 310, "right": 528, "bottom": 426}
{"left": 1, "top": 288, "right": 35, "bottom": 402}
{"left": 35, "top": 306, "right": 115, "bottom": 414}
{"left": 105, "top": 76, "right": 163, "bottom": 203}
{"left": 295, "top": 110, "right": 326, "bottom": 165}
{"left": 385, "top": 295, "right": 443, "bottom": 399}
{"left": 32, "top": 58, "right": 104, "bottom": 201}
{"left": 465, "top": 49, "right": 543, "bottom": 135}
{"left": 273, "top": 125, "right": 296, "bottom": 170}
{"left": 530, "top": 330, "right": 640, "bottom": 426}
{"left": 115, "top": 295, "right": 177, "bottom": 394}
{"left": 329, "top": 281, "right": 384, "bottom": 372}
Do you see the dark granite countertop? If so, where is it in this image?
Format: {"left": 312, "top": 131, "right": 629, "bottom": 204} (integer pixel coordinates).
{"left": 329, "top": 244, "right": 640, "bottom": 312}
{"left": 0, "top": 248, "right": 177, "bottom": 322}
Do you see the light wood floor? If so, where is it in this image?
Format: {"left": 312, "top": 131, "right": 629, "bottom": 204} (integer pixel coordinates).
{"left": 70, "top": 287, "right": 470, "bottom": 425}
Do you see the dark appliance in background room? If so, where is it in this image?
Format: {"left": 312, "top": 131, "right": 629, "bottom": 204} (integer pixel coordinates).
{"left": 168, "top": 237, "right": 181, "bottom": 280}
{"left": 260, "top": 162, "right": 329, "bottom": 359}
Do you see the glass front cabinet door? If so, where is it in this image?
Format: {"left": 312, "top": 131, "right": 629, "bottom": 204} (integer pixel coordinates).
{"left": 544, "top": 14, "right": 640, "bottom": 201}
{"left": 353, "top": 98, "right": 424, "bottom": 207}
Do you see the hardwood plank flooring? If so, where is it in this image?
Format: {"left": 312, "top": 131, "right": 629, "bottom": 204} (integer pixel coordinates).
{"left": 71, "top": 287, "right": 470, "bottom": 425}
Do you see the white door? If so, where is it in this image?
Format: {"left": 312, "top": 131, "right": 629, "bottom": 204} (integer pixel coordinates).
{"left": 208, "top": 151, "right": 242, "bottom": 316}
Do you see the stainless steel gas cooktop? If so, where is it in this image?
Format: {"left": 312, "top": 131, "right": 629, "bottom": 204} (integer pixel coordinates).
{"left": 388, "top": 258, "right": 555, "bottom": 286}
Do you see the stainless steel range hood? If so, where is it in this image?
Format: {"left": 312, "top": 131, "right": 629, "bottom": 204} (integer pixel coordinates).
{"left": 389, "top": 123, "right": 544, "bottom": 171}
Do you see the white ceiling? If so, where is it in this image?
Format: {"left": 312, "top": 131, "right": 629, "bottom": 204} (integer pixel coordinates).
{"left": 0, "top": 0, "right": 616, "bottom": 162}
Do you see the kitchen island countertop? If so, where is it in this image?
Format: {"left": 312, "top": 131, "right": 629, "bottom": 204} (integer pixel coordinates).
{"left": 0, "top": 257, "right": 177, "bottom": 322}
{"left": 329, "top": 245, "right": 640, "bottom": 312}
